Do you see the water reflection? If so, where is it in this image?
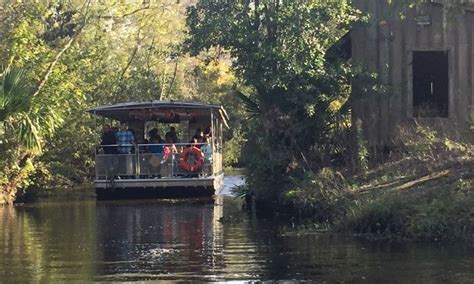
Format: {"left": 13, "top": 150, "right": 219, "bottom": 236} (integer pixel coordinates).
{"left": 0, "top": 200, "right": 97, "bottom": 282}
{"left": 94, "top": 198, "right": 225, "bottom": 281}
{"left": 1, "top": 189, "right": 474, "bottom": 282}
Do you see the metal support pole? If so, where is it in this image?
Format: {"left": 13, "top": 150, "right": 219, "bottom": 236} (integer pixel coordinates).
{"left": 136, "top": 145, "right": 140, "bottom": 178}
{"left": 210, "top": 110, "right": 215, "bottom": 176}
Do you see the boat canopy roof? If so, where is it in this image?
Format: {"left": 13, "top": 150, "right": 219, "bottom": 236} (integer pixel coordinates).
{"left": 87, "top": 100, "right": 229, "bottom": 126}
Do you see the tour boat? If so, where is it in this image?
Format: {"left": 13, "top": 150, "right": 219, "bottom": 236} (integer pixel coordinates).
{"left": 87, "top": 100, "right": 228, "bottom": 199}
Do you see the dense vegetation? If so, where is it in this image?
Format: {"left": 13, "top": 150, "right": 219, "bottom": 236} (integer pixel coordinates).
{"left": 0, "top": 1, "right": 243, "bottom": 204}
{"left": 185, "top": 0, "right": 474, "bottom": 241}
{"left": 186, "top": 0, "right": 359, "bottom": 204}
{"left": 1, "top": 0, "right": 473, "bottom": 243}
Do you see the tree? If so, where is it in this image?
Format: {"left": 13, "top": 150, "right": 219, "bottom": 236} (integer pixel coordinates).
{"left": 186, "top": 0, "right": 359, "bottom": 203}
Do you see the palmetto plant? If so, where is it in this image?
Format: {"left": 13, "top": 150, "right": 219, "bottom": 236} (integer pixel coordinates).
{"left": 0, "top": 68, "right": 42, "bottom": 151}
{"left": 0, "top": 68, "right": 32, "bottom": 122}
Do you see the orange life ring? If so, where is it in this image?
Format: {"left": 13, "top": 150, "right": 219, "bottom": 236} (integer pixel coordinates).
{"left": 179, "top": 146, "right": 205, "bottom": 172}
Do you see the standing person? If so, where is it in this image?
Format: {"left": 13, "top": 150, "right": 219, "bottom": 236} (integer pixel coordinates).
{"left": 165, "top": 126, "right": 179, "bottom": 143}
{"left": 162, "top": 136, "right": 178, "bottom": 161}
{"left": 200, "top": 136, "right": 213, "bottom": 176}
{"left": 115, "top": 122, "right": 135, "bottom": 154}
{"left": 200, "top": 137, "right": 212, "bottom": 163}
{"left": 100, "top": 124, "right": 116, "bottom": 154}
{"left": 161, "top": 136, "right": 178, "bottom": 178}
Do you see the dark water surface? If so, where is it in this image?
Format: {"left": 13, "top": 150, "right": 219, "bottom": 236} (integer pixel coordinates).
{"left": 1, "top": 177, "right": 474, "bottom": 282}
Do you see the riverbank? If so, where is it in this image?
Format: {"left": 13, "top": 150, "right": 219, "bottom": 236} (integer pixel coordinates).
{"left": 270, "top": 127, "right": 474, "bottom": 241}
{"left": 342, "top": 157, "right": 473, "bottom": 241}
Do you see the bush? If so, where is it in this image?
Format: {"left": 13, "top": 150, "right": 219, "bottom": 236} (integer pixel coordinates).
{"left": 344, "top": 195, "right": 414, "bottom": 239}
{"left": 223, "top": 130, "right": 245, "bottom": 168}
{"left": 283, "top": 168, "right": 352, "bottom": 222}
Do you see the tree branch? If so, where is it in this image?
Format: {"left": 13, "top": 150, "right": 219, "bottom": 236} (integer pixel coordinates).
{"left": 32, "top": 0, "right": 91, "bottom": 98}
{"left": 113, "top": 27, "right": 142, "bottom": 96}
{"left": 166, "top": 58, "right": 179, "bottom": 98}
{"left": 119, "top": 45, "right": 139, "bottom": 82}
{"left": 32, "top": 26, "right": 83, "bottom": 98}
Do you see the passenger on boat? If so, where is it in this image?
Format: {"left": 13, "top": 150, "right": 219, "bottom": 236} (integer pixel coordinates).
{"left": 100, "top": 124, "right": 117, "bottom": 154}
{"left": 201, "top": 137, "right": 212, "bottom": 162}
{"left": 165, "top": 126, "right": 179, "bottom": 143}
{"left": 204, "top": 126, "right": 212, "bottom": 138}
{"left": 204, "top": 126, "right": 212, "bottom": 137}
{"left": 186, "top": 137, "right": 200, "bottom": 149}
{"left": 149, "top": 136, "right": 163, "bottom": 154}
{"left": 163, "top": 136, "right": 178, "bottom": 161}
{"left": 192, "top": 127, "right": 204, "bottom": 142}
{"left": 148, "top": 128, "right": 162, "bottom": 142}
{"left": 135, "top": 137, "right": 148, "bottom": 153}
{"left": 160, "top": 136, "right": 178, "bottom": 178}
{"left": 115, "top": 122, "right": 135, "bottom": 154}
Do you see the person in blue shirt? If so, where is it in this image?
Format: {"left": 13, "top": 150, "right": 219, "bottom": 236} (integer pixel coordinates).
{"left": 148, "top": 128, "right": 163, "bottom": 154}
{"left": 149, "top": 136, "right": 163, "bottom": 154}
{"left": 200, "top": 137, "right": 212, "bottom": 162}
{"left": 115, "top": 122, "right": 134, "bottom": 154}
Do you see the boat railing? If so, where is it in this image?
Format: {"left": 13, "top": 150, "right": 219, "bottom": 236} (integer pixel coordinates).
{"left": 95, "top": 143, "right": 213, "bottom": 180}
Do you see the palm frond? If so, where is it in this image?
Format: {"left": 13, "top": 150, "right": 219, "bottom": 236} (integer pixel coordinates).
{"left": 338, "top": 99, "right": 351, "bottom": 116}
{"left": 0, "top": 67, "right": 32, "bottom": 121}
{"left": 16, "top": 114, "right": 42, "bottom": 151}
{"left": 233, "top": 89, "right": 260, "bottom": 118}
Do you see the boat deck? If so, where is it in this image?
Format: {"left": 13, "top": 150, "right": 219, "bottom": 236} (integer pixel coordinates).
{"left": 95, "top": 174, "right": 224, "bottom": 200}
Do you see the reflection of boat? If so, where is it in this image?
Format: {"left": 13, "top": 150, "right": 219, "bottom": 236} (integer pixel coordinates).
{"left": 94, "top": 198, "right": 225, "bottom": 280}
{"left": 87, "top": 101, "right": 228, "bottom": 199}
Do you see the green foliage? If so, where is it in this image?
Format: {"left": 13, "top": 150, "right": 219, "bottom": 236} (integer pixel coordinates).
{"left": 345, "top": 196, "right": 414, "bottom": 238}
{"left": 339, "top": 125, "right": 474, "bottom": 241}
{"left": 0, "top": 68, "right": 32, "bottom": 122}
{"left": 0, "top": 0, "right": 245, "bottom": 202}
{"left": 186, "top": 0, "right": 360, "bottom": 203}
{"left": 284, "top": 168, "right": 352, "bottom": 223}
{"left": 223, "top": 130, "right": 245, "bottom": 167}
{"left": 345, "top": 191, "right": 474, "bottom": 241}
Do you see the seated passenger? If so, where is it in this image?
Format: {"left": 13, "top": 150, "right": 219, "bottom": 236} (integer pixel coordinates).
{"left": 149, "top": 136, "right": 163, "bottom": 154}
{"left": 204, "top": 126, "right": 212, "bottom": 138}
{"left": 186, "top": 137, "right": 200, "bottom": 149}
{"left": 165, "top": 126, "right": 179, "bottom": 143}
{"left": 192, "top": 127, "right": 204, "bottom": 142}
{"left": 148, "top": 128, "right": 162, "bottom": 142}
{"left": 135, "top": 137, "right": 148, "bottom": 153}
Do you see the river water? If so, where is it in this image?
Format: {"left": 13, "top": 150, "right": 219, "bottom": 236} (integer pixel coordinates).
{"left": 1, "top": 176, "right": 474, "bottom": 282}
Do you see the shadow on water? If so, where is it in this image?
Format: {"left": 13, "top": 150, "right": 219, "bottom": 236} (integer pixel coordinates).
{"left": 1, "top": 176, "right": 474, "bottom": 282}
